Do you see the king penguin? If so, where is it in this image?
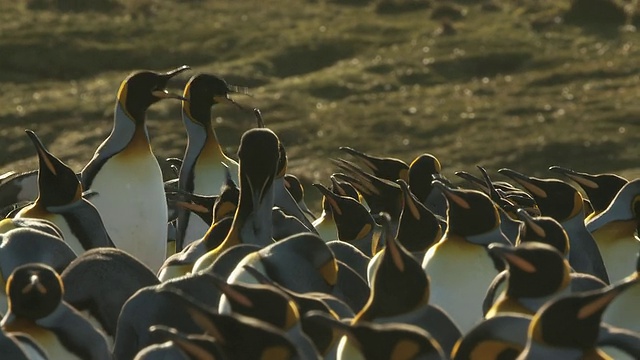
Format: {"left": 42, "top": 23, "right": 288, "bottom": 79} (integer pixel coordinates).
{"left": 549, "top": 166, "right": 628, "bottom": 221}
{"left": 519, "top": 275, "right": 639, "bottom": 359}
{"left": 498, "top": 168, "right": 610, "bottom": 284}
{"left": 191, "top": 128, "right": 281, "bottom": 272}
{"left": 80, "top": 66, "right": 190, "bottom": 271}
{"left": 585, "top": 179, "right": 640, "bottom": 282}
{"left": 422, "top": 180, "right": 511, "bottom": 334}
{"left": 177, "top": 73, "right": 246, "bottom": 250}
{"left": 16, "top": 130, "right": 114, "bottom": 255}
{"left": 1, "top": 263, "right": 110, "bottom": 360}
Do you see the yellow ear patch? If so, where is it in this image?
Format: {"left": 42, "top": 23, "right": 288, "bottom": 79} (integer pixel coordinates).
{"left": 325, "top": 196, "right": 342, "bottom": 216}
{"left": 355, "top": 223, "right": 372, "bottom": 241}
{"left": 387, "top": 239, "right": 405, "bottom": 272}
{"left": 406, "top": 195, "right": 421, "bottom": 220}
{"left": 399, "top": 168, "right": 409, "bottom": 182}
{"left": 468, "top": 340, "right": 522, "bottom": 360}
{"left": 445, "top": 191, "right": 471, "bottom": 209}
{"left": 174, "top": 337, "right": 216, "bottom": 360}
{"left": 320, "top": 259, "right": 338, "bottom": 287}
{"left": 577, "top": 291, "right": 618, "bottom": 320}
{"left": 214, "top": 201, "right": 236, "bottom": 221}
{"left": 567, "top": 174, "right": 598, "bottom": 189}
{"left": 503, "top": 253, "right": 536, "bottom": 273}
{"left": 261, "top": 345, "right": 291, "bottom": 360}
{"left": 177, "top": 201, "right": 209, "bottom": 214}
{"left": 524, "top": 218, "right": 546, "bottom": 238}
{"left": 284, "top": 300, "right": 300, "bottom": 330}
{"left": 517, "top": 180, "right": 547, "bottom": 198}
{"left": 185, "top": 307, "right": 225, "bottom": 344}
{"left": 37, "top": 148, "right": 57, "bottom": 175}
{"left": 221, "top": 284, "right": 254, "bottom": 308}
{"left": 391, "top": 339, "right": 420, "bottom": 360}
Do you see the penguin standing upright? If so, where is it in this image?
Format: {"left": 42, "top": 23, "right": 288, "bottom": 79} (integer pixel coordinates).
{"left": 81, "top": 66, "right": 189, "bottom": 271}
{"left": 422, "top": 181, "right": 511, "bottom": 334}
{"left": 178, "top": 74, "right": 246, "bottom": 250}
{"left": 16, "top": 130, "right": 114, "bottom": 255}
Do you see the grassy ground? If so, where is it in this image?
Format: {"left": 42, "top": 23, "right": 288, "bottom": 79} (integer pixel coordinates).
{"left": 1, "top": 0, "right": 639, "bottom": 207}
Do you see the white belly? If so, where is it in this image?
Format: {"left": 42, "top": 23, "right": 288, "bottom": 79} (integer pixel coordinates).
{"left": 193, "top": 160, "right": 231, "bottom": 196}
{"left": 15, "top": 209, "right": 83, "bottom": 256}
{"left": 88, "top": 152, "right": 167, "bottom": 271}
{"left": 593, "top": 222, "right": 640, "bottom": 283}
{"left": 423, "top": 239, "right": 498, "bottom": 334}
{"left": 182, "top": 216, "right": 210, "bottom": 248}
{"left": 602, "top": 283, "right": 640, "bottom": 333}
{"left": 6, "top": 325, "right": 81, "bottom": 360}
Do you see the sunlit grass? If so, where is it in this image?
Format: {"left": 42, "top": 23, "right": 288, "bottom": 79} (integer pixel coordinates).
{"left": 1, "top": 0, "right": 639, "bottom": 201}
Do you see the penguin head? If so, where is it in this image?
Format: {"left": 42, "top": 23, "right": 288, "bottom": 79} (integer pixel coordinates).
{"left": 396, "top": 179, "right": 442, "bottom": 253}
{"left": 488, "top": 242, "right": 569, "bottom": 299}
{"left": 284, "top": 174, "right": 304, "bottom": 204}
{"left": 339, "top": 146, "right": 409, "bottom": 182}
{"left": 432, "top": 180, "right": 500, "bottom": 238}
{"left": 549, "top": 166, "right": 628, "bottom": 213}
{"left": 312, "top": 183, "right": 375, "bottom": 244}
{"left": 6, "top": 263, "right": 63, "bottom": 321}
{"left": 498, "top": 169, "right": 582, "bottom": 222}
{"left": 330, "top": 174, "right": 361, "bottom": 201}
{"left": 25, "top": 130, "right": 81, "bottom": 208}
{"left": 516, "top": 209, "right": 570, "bottom": 256}
{"left": 355, "top": 220, "right": 430, "bottom": 322}
{"left": 529, "top": 276, "right": 639, "bottom": 349}
{"left": 215, "top": 277, "right": 300, "bottom": 331}
{"left": 407, "top": 153, "right": 442, "bottom": 203}
{"left": 183, "top": 73, "right": 247, "bottom": 125}
{"left": 236, "top": 128, "right": 281, "bottom": 210}
{"left": 117, "top": 65, "right": 189, "bottom": 122}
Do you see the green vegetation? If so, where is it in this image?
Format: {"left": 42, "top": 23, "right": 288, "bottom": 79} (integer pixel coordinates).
{"left": 1, "top": 0, "right": 639, "bottom": 206}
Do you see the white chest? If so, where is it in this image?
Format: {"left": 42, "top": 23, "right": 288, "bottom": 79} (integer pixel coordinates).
{"left": 88, "top": 151, "right": 167, "bottom": 271}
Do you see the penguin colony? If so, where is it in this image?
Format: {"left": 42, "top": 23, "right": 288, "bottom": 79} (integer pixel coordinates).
{"left": 0, "top": 66, "right": 639, "bottom": 360}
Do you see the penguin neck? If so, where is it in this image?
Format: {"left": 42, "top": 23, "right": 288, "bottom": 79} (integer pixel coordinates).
{"left": 225, "top": 174, "right": 274, "bottom": 248}
{"left": 183, "top": 109, "right": 224, "bottom": 157}
{"left": 109, "top": 102, "right": 152, "bottom": 154}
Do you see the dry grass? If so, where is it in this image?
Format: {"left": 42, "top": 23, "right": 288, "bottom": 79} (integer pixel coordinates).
{"left": 1, "top": 0, "right": 639, "bottom": 207}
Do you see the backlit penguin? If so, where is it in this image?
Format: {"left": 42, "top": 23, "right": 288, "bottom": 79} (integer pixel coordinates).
{"left": 81, "top": 66, "right": 190, "bottom": 271}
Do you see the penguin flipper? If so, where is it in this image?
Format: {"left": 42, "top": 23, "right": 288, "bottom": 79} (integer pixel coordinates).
{"left": 569, "top": 272, "right": 608, "bottom": 292}
{"left": 482, "top": 271, "right": 507, "bottom": 316}
{"left": 598, "top": 323, "right": 640, "bottom": 358}
{"left": 80, "top": 154, "right": 109, "bottom": 190}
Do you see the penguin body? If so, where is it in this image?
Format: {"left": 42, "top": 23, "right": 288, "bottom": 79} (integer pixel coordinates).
{"left": 82, "top": 67, "right": 189, "bottom": 271}
{"left": 191, "top": 128, "right": 281, "bottom": 272}
{"left": 0, "top": 226, "right": 76, "bottom": 314}
{"left": 1, "top": 263, "right": 110, "bottom": 360}
{"left": 422, "top": 182, "right": 510, "bottom": 334}
{"left": 498, "top": 168, "right": 609, "bottom": 284}
{"left": 16, "top": 130, "right": 114, "bottom": 255}
{"left": 61, "top": 248, "right": 160, "bottom": 341}
{"left": 586, "top": 179, "right": 640, "bottom": 282}
{"left": 178, "top": 74, "right": 242, "bottom": 249}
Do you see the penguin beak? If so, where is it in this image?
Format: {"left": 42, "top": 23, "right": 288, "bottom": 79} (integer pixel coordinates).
{"left": 152, "top": 89, "right": 188, "bottom": 102}
{"left": 154, "top": 65, "right": 191, "bottom": 101}
{"left": 487, "top": 243, "right": 536, "bottom": 273}
{"left": 516, "top": 208, "right": 547, "bottom": 238}
{"left": 549, "top": 166, "right": 599, "bottom": 189}
{"left": 498, "top": 168, "right": 548, "bottom": 198}
{"left": 25, "top": 130, "right": 57, "bottom": 175}
{"left": 431, "top": 180, "right": 470, "bottom": 210}
{"left": 312, "top": 183, "right": 343, "bottom": 216}
{"left": 163, "top": 65, "right": 191, "bottom": 78}
{"left": 213, "top": 94, "right": 246, "bottom": 111}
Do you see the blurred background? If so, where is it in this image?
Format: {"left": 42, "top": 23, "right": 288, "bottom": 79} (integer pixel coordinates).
{"left": 1, "top": 0, "right": 639, "bottom": 205}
